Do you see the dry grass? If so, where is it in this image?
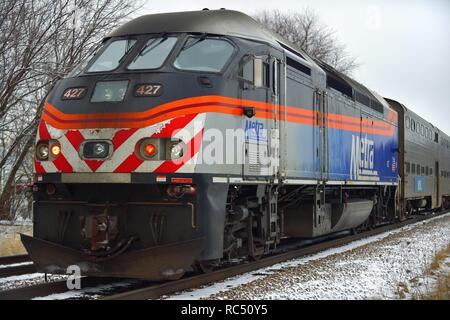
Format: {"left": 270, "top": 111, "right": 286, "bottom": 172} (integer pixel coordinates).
{"left": 408, "top": 244, "right": 450, "bottom": 300}
{"left": 0, "top": 225, "right": 32, "bottom": 257}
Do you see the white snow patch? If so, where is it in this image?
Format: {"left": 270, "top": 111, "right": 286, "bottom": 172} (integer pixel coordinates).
{"left": 33, "top": 280, "right": 139, "bottom": 300}
{"left": 0, "top": 261, "right": 33, "bottom": 269}
{"left": 166, "top": 212, "right": 450, "bottom": 300}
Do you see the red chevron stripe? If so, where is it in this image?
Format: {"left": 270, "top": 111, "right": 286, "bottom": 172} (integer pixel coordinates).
{"left": 35, "top": 161, "right": 45, "bottom": 173}
{"left": 112, "top": 128, "right": 138, "bottom": 150}
{"left": 152, "top": 114, "right": 197, "bottom": 138}
{"left": 114, "top": 153, "right": 143, "bottom": 173}
{"left": 65, "top": 130, "right": 84, "bottom": 150}
{"left": 38, "top": 120, "right": 50, "bottom": 140}
{"left": 53, "top": 153, "right": 73, "bottom": 173}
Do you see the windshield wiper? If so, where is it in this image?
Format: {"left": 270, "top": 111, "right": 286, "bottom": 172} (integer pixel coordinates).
{"left": 118, "top": 39, "right": 137, "bottom": 64}
{"left": 181, "top": 34, "right": 207, "bottom": 52}
{"left": 137, "top": 33, "right": 169, "bottom": 57}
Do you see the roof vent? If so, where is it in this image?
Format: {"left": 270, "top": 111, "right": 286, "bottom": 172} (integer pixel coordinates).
{"left": 202, "top": 8, "right": 209, "bottom": 11}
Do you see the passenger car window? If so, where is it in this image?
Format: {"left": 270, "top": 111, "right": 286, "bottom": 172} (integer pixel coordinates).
{"left": 405, "top": 116, "right": 410, "bottom": 129}
{"left": 411, "top": 119, "right": 415, "bottom": 132}
{"left": 405, "top": 162, "right": 410, "bottom": 174}
{"left": 411, "top": 164, "right": 415, "bottom": 174}
{"left": 174, "top": 37, "right": 234, "bottom": 73}
{"left": 88, "top": 39, "right": 137, "bottom": 72}
{"left": 128, "top": 37, "right": 178, "bottom": 70}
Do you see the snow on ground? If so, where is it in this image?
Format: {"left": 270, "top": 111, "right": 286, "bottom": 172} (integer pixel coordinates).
{"left": 0, "top": 273, "right": 67, "bottom": 291}
{"left": 0, "top": 261, "right": 33, "bottom": 269}
{"left": 33, "top": 280, "right": 140, "bottom": 300}
{"left": 166, "top": 212, "right": 450, "bottom": 300}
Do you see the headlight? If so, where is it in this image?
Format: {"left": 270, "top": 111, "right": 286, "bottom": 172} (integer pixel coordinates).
{"left": 170, "top": 142, "right": 184, "bottom": 159}
{"left": 36, "top": 142, "right": 49, "bottom": 161}
{"left": 50, "top": 143, "right": 61, "bottom": 157}
{"left": 144, "top": 143, "right": 157, "bottom": 157}
{"left": 139, "top": 141, "right": 158, "bottom": 159}
{"left": 83, "top": 141, "right": 110, "bottom": 159}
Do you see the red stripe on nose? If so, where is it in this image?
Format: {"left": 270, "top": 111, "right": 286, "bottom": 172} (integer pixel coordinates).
{"left": 53, "top": 153, "right": 73, "bottom": 173}
{"left": 114, "top": 154, "right": 143, "bottom": 173}
{"left": 35, "top": 161, "right": 46, "bottom": 173}
{"left": 152, "top": 114, "right": 197, "bottom": 138}
{"left": 65, "top": 130, "right": 84, "bottom": 150}
{"left": 38, "top": 120, "right": 51, "bottom": 140}
{"left": 112, "top": 128, "right": 138, "bottom": 150}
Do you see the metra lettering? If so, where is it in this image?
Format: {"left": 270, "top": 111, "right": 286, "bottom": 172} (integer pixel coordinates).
{"left": 350, "top": 135, "right": 375, "bottom": 179}
{"left": 245, "top": 120, "right": 267, "bottom": 141}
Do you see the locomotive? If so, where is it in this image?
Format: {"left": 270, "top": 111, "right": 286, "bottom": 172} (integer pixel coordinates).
{"left": 22, "top": 9, "right": 450, "bottom": 279}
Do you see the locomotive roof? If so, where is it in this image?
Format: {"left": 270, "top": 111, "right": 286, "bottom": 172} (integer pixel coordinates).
{"left": 106, "top": 9, "right": 283, "bottom": 47}
{"left": 108, "top": 9, "right": 389, "bottom": 111}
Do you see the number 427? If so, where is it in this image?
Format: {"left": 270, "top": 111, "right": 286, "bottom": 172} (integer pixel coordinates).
{"left": 135, "top": 84, "right": 162, "bottom": 96}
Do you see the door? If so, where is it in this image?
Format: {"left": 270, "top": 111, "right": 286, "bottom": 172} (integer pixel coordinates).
{"left": 268, "top": 57, "right": 282, "bottom": 181}
{"left": 241, "top": 54, "right": 270, "bottom": 179}
{"left": 314, "top": 90, "right": 329, "bottom": 181}
{"left": 435, "top": 161, "right": 440, "bottom": 207}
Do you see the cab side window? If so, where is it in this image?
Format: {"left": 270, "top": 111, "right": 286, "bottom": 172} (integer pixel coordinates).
{"left": 239, "top": 56, "right": 269, "bottom": 88}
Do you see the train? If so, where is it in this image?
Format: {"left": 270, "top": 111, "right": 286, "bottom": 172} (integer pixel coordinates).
{"left": 21, "top": 9, "right": 450, "bottom": 279}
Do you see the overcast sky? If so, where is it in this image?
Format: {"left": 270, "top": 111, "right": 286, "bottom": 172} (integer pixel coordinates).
{"left": 140, "top": 0, "right": 450, "bottom": 134}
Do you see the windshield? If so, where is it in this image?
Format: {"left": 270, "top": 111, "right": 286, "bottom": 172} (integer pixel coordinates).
{"left": 87, "top": 39, "right": 137, "bottom": 72}
{"left": 173, "top": 37, "right": 234, "bottom": 73}
{"left": 127, "top": 37, "right": 178, "bottom": 70}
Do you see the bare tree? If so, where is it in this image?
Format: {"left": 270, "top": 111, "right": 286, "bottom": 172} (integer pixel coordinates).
{"left": 0, "top": 0, "right": 142, "bottom": 220}
{"left": 254, "top": 9, "right": 359, "bottom": 75}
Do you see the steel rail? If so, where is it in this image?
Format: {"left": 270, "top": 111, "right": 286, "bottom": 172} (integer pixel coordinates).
{"left": 0, "top": 254, "right": 30, "bottom": 265}
{"left": 0, "top": 264, "right": 36, "bottom": 278}
{"left": 0, "top": 254, "right": 34, "bottom": 278}
{"left": 102, "top": 211, "right": 448, "bottom": 300}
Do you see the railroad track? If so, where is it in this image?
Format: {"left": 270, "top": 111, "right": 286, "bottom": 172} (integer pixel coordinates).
{"left": 0, "top": 254, "right": 35, "bottom": 278}
{"left": 0, "top": 211, "right": 446, "bottom": 300}
{"left": 103, "top": 211, "right": 448, "bottom": 300}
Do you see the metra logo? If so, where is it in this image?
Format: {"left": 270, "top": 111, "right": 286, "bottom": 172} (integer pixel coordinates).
{"left": 245, "top": 120, "right": 267, "bottom": 142}
{"left": 350, "top": 135, "right": 379, "bottom": 181}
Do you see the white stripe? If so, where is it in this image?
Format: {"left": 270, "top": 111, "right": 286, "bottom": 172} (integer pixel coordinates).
{"left": 284, "top": 179, "right": 318, "bottom": 185}
{"left": 59, "top": 134, "right": 91, "bottom": 172}
{"left": 174, "top": 114, "right": 206, "bottom": 173}
{"left": 212, "top": 177, "right": 228, "bottom": 183}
